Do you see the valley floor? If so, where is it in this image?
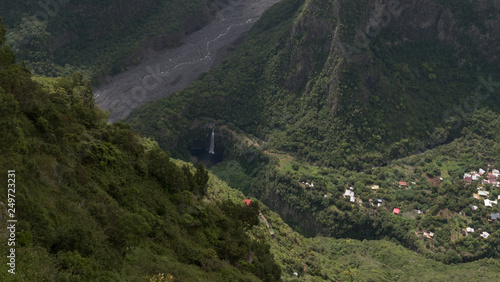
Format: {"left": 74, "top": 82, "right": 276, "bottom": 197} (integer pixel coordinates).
{"left": 93, "top": 0, "right": 281, "bottom": 122}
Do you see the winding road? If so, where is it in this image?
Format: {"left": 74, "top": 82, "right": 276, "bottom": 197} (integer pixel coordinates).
{"left": 93, "top": 0, "right": 282, "bottom": 122}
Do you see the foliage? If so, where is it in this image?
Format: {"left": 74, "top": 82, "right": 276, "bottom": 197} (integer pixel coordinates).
{"left": 0, "top": 23, "right": 281, "bottom": 280}
{"left": 1, "top": 0, "right": 209, "bottom": 82}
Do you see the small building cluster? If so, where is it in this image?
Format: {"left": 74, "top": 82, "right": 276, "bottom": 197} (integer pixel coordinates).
{"left": 464, "top": 168, "right": 499, "bottom": 187}
{"left": 473, "top": 187, "right": 500, "bottom": 208}
{"left": 344, "top": 187, "right": 355, "bottom": 203}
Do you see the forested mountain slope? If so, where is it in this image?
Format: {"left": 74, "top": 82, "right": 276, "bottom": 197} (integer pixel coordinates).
{"left": 0, "top": 21, "right": 281, "bottom": 281}
{"left": 0, "top": 0, "right": 214, "bottom": 82}
{"left": 126, "top": 0, "right": 500, "bottom": 169}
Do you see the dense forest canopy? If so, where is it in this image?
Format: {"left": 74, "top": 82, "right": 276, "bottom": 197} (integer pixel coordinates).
{"left": 0, "top": 0, "right": 211, "bottom": 82}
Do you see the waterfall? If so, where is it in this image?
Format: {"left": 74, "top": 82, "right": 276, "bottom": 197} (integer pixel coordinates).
{"left": 209, "top": 128, "right": 215, "bottom": 154}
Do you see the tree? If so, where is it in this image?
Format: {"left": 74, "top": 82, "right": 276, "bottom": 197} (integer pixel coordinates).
{"left": 194, "top": 163, "right": 209, "bottom": 195}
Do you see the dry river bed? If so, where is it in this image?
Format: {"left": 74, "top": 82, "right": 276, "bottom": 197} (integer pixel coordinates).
{"left": 93, "top": 0, "right": 281, "bottom": 122}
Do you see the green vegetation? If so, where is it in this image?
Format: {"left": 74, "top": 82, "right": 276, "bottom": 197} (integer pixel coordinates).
{"left": 126, "top": 0, "right": 500, "bottom": 170}
{"left": 0, "top": 22, "right": 281, "bottom": 280}
{"left": 258, "top": 207, "right": 500, "bottom": 281}
{"left": 1, "top": 0, "right": 210, "bottom": 82}
{"left": 252, "top": 112, "right": 500, "bottom": 262}
{"left": 2, "top": 0, "right": 500, "bottom": 279}
{"left": 123, "top": 0, "right": 500, "bottom": 268}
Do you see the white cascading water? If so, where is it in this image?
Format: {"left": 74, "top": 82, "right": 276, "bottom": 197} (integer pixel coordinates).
{"left": 209, "top": 128, "right": 215, "bottom": 154}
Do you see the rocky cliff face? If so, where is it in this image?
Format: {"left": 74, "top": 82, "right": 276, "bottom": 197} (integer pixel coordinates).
{"left": 270, "top": 0, "right": 500, "bottom": 155}
{"left": 387, "top": 0, "right": 500, "bottom": 62}
{"left": 282, "top": 0, "right": 500, "bottom": 95}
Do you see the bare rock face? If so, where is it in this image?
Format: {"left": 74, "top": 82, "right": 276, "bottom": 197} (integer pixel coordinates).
{"left": 387, "top": 0, "right": 500, "bottom": 62}
{"left": 283, "top": 0, "right": 499, "bottom": 88}
{"left": 437, "top": 8, "right": 456, "bottom": 43}
{"left": 282, "top": 1, "right": 335, "bottom": 94}
{"left": 407, "top": 1, "right": 442, "bottom": 29}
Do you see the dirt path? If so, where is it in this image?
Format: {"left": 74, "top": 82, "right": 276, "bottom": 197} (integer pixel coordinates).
{"left": 93, "top": 0, "right": 282, "bottom": 123}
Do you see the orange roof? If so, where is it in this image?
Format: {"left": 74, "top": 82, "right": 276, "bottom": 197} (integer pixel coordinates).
{"left": 244, "top": 199, "right": 252, "bottom": 206}
{"left": 393, "top": 208, "right": 401, "bottom": 214}
{"left": 473, "top": 193, "right": 479, "bottom": 199}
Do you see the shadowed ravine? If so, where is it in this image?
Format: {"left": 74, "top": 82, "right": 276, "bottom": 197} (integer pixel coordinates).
{"left": 93, "top": 0, "right": 281, "bottom": 123}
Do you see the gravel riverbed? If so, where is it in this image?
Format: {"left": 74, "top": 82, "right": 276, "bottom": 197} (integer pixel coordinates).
{"left": 93, "top": 0, "right": 281, "bottom": 122}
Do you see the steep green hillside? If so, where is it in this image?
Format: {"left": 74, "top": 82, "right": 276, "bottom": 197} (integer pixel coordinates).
{"left": 258, "top": 207, "right": 500, "bottom": 281}
{"left": 0, "top": 22, "right": 281, "bottom": 281}
{"left": 0, "top": 0, "right": 213, "bottom": 82}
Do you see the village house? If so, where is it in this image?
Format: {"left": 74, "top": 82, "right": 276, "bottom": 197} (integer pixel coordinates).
{"left": 488, "top": 173, "right": 497, "bottom": 185}
{"left": 464, "top": 173, "right": 472, "bottom": 183}
{"left": 344, "top": 189, "right": 355, "bottom": 203}
{"left": 479, "top": 168, "right": 486, "bottom": 175}
{"left": 399, "top": 181, "right": 407, "bottom": 187}
{"left": 466, "top": 227, "right": 475, "bottom": 233}
{"left": 492, "top": 169, "right": 500, "bottom": 176}
{"left": 480, "top": 231, "right": 490, "bottom": 239}
{"left": 423, "top": 232, "right": 434, "bottom": 239}
{"left": 371, "top": 185, "right": 379, "bottom": 190}
{"left": 491, "top": 213, "right": 500, "bottom": 221}
{"left": 472, "top": 205, "right": 478, "bottom": 210}
{"left": 484, "top": 199, "right": 497, "bottom": 207}
{"left": 478, "top": 190, "right": 490, "bottom": 197}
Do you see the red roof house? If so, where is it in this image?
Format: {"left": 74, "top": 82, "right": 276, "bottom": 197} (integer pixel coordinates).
{"left": 399, "top": 182, "right": 407, "bottom": 186}
{"left": 393, "top": 208, "right": 401, "bottom": 214}
{"left": 244, "top": 199, "right": 252, "bottom": 206}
